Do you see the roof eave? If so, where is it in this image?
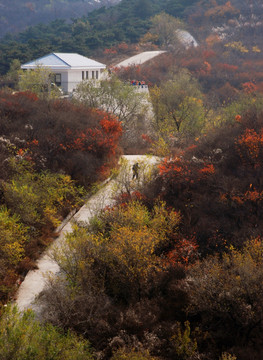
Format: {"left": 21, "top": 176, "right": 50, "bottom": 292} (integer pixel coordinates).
{"left": 21, "top": 65, "right": 107, "bottom": 70}
{"left": 70, "top": 66, "right": 107, "bottom": 70}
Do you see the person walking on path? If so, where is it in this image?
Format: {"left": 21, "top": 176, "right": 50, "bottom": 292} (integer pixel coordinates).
{"left": 132, "top": 162, "right": 139, "bottom": 180}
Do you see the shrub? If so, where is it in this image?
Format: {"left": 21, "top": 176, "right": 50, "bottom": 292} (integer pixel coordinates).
{"left": 0, "top": 305, "right": 94, "bottom": 360}
{"left": 3, "top": 160, "right": 84, "bottom": 230}
{"left": 187, "top": 238, "right": 263, "bottom": 356}
{"left": 111, "top": 348, "right": 158, "bottom": 360}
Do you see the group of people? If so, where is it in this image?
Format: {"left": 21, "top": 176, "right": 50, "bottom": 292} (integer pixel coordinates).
{"left": 130, "top": 80, "right": 147, "bottom": 88}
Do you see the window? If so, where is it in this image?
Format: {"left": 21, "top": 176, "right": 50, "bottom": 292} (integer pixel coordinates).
{"left": 96, "top": 71, "right": 99, "bottom": 79}
{"left": 92, "top": 71, "right": 95, "bottom": 79}
{"left": 82, "top": 71, "right": 85, "bottom": 80}
{"left": 55, "top": 74, "right": 61, "bottom": 86}
{"left": 86, "top": 71, "right": 89, "bottom": 79}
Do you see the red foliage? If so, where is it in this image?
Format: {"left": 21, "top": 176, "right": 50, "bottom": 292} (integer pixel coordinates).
{"left": 202, "top": 49, "right": 216, "bottom": 59}
{"left": 57, "top": 111, "right": 122, "bottom": 158}
{"left": 103, "top": 48, "right": 117, "bottom": 55}
{"left": 242, "top": 81, "right": 258, "bottom": 94}
{"left": 237, "top": 128, "right": 263, "bottom": 166}
{"left": 14, "top": 91, "right": 38, "bottom": 102}
{"left": 217, "top": 63, "right": 238, "bottom": 72}
{"left": 166, "top": 236, "right": 198, "bottom": 266}
{"left": 0, "top": 93, "right": 123, "bottom": 185}
{"left": 159, "top": 156, "right": 215, "bottom": 183}
{"left": 199, "top": 164, "right": 215, "bottom": 175}
{"left": 141, "top": 133, "right": 153, "bottom": 144}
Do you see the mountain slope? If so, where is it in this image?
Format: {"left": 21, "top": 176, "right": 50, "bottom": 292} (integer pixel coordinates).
{"left": 0, "top": 0, "right": 121, "bottom": 38}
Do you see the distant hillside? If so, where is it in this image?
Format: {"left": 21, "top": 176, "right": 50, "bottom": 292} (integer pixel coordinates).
{"left": 0, "top": 0, "right": 121, "bottom": 38}
{"left": 1, "top": 0, "right": 260, "bottom": 77}
{"left": 0, "top": 0, "right": 198, "bottom": 75}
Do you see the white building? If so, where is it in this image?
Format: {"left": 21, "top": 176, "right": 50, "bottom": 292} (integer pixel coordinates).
{"left": 21, "top": 53, "right": 107, "bottom": 93}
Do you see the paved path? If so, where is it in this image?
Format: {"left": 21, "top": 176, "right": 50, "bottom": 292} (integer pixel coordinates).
{"left": 115, "top": 30, "right": 198, "bottom": 69}
{"left": 15, "top": 155, "right": 159, "bottom": 312}
{"left": 115, "top": 51, "right": 166, "bottom": 68}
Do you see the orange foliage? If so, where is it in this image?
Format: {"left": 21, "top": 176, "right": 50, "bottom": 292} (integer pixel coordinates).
{"left": 235, "top": 114, "right": 242, "bottom": 122}
{"left": 14, "top": 91, "right": 38, "bottom": 102}
{"left": 204, "top": 1, "right": 239, "bottom": 19}
{"left": 237, "top": 128, "right": 263, "bottom": 165}
{"left": 199, "top": 164, "right": 215, "bottom": 175}
{"left": 166, "top": 236, "right": 198, "bottom": 266}
{"left": 141, "top": 133, "right": 153, "bottom": 144}
{"left": 205, "top": 34, "right": 221, "bottom": 46}
{"left": 242, "top": 82, "right": 258, "bottom": 94}
{"left": 217, "top": 63, "right": 238, "bottom": 72}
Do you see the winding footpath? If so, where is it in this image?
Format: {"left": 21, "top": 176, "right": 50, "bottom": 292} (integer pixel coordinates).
{"left": 15, "top": 155, "right": 159, "bottom": 312}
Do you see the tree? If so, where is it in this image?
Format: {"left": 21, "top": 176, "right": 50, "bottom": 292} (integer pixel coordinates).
{"left": 150, "top": 69, "right": 205, "bottom": 136}
{"left": 187, "top": 238, "right": 263, "bottom": 355}
{"left": 165, "top": 0, "right": 198, "bottom": 17}
{"left": 18, "top": 65, "right": 61, "bottom": 99}
{"left": 134, "top": 0, "right": 153, "bottom": 19}
{"left": 111, "top": 348, "right": 157, "bottom": 360}
{"left": 73, "top": 75, "right": 148, "bottom": 128}
{"left": 149, "top": 12, "right": 185, "bottom": 49}
{"left": 3, "top": 160, "right": 84, "bottom": 230}
{"left": 0, "top": 306, "right": 94, "bottom": 360}
{"left": 0, "top": 207, "right": 28, "bottom": 268}
{"left": 51, "top": 200, "right": 181, "bottom": 302}
{"left": 5, "top": 59, "right": 21, "bottom": 89}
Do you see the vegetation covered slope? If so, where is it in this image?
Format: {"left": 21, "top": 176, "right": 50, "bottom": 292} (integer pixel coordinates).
{"left": 0, "top": 91, "right": 122, "bottom": 302}
{"left": 0, "top": 0, "right": 198, "bottom": 75}
{"left": 0, "top": 0, "right": 120, "bottom": 38}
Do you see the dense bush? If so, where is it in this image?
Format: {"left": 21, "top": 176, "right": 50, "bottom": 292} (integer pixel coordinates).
{"left": 3, "top": 160, "right": 84, "bottom": 230}
{"left": 0, "top": 91, "right": 122, "bottom": 185}
{"left": 0, "top": 91, "right": 122, "bottom": 302}
{"left": 0, "top": 305, "right": 94, "bottom": 360}
{"left": 39, "top": 201, "right": 193, "bottom": 359}
{"left": 143, "top": 107, "right": 263, "bottom": 254}
{"left": 187, "top": 238, "right": 263, "bottom": 359}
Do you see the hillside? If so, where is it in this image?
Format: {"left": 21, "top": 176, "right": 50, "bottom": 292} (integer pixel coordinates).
{"left": 0, "top": 0, "right": 198, "bottom": 75}
{"left": 1, "top": 1, "right": 263, "bottom": 359}
{"left": 0, "top": 0, "right": 121, "bottom": 38}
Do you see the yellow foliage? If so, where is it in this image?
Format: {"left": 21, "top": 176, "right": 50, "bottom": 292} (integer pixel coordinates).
{"left": 0, "top": 206, "right": 28, "bottom": 266}
{"left": 252, "top": 46, "right": 261, "bottom": 53}
{"left": 225, "top": 41, "right": 249, "bottom": 53}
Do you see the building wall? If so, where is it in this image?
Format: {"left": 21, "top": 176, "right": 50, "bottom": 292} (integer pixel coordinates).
{"left": 65, "top": 68, "right": 104, "bottom": 93}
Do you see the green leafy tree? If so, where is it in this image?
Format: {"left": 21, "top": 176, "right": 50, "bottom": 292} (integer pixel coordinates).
{"left": 170, "top": 321, "right": 198, "bottom": 360}
{"left": 134, "top": 0, "right": 154, "bottom": 19}
{"left": 149, "top": 12, "right": 185, "bottom": 49}
{"left": 150, "top": 69, "right": 205, "bottom": 137}
{"left": 5, "top": 59, "right": 21, "bottom": 89}
{"left": 3, "top": 160, "right": 84, "bottom": 229}
{"left": 74, "top": 75, "right": 148, "bottom": 128}
{"left": 165, "top": 0, "right": 198, "bottom": 17}
{"left": 18, "top": 65, "right": 61, "bottom": 99}
{"left": 0, "top": 305, "right": 94, "bottom": 360}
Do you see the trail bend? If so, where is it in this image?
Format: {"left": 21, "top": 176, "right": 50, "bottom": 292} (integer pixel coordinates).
{"left": 15, "top": 155, "right": 159, "bottom": 312}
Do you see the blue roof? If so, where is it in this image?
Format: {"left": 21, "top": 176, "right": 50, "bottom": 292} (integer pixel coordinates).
{"left": 21, "top": 53, "right": 106, "bottom": 69}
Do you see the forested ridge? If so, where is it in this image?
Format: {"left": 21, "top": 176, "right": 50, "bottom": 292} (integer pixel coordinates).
{"left": 0, "top": 0, "right": 198, "bottom": 75}
{"left": 0, "top": 0, "right": 121, "bottom": 38}
{"left": 1, "top": 0, "right": 263, "bottom": 359}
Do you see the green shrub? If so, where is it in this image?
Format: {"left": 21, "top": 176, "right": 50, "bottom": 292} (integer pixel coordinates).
{"left": 3, "top": 160, "right": 84, "bottom": 230}
{"left": 111, "top": 348, "right": 157, "bottom": 360}
{"left": 0, "top": 305, "right": 94, "bottom": 360}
